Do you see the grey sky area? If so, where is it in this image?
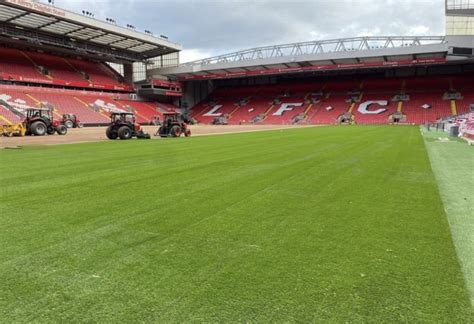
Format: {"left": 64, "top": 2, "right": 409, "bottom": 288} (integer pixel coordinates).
{"left": 45, "top": 0, "right": 446, "bottom": 62}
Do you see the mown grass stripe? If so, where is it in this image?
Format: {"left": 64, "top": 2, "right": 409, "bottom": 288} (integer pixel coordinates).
{"left": 422, "top": 127, "right": 474, "bottom": 306}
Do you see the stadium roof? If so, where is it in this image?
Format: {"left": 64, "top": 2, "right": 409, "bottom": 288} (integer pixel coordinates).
{"left": 0, "top": 0, "right": 182, "bottom": 62}
{"left": 154, "top": 36, "right": 474, "bottom": 80}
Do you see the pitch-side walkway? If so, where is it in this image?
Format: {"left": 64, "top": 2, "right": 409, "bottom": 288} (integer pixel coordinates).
{"left": 422, "top": 127, "right": 474, "bottom": 306}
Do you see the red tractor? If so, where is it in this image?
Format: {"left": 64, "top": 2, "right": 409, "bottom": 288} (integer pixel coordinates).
{"left": 24, "top": 108, "right": 68, "bottom": 136}
{"left": 62, "top": 114, "right": 83, "bottom": 128}
{"left": 106, "top": 112, "right": 150, "bottom": 140}
{"left": 156, "top": 112, "right": 191, "bottom": 138}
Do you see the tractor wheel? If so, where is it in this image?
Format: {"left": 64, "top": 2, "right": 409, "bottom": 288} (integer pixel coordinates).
{"left": 64, "top": 120, "right": 74, "bottom": 128}
{"left": 184, "top": 129, "right": 191, "bottom": 137}
{"left": 31, "top": 121, "right": 47, "bottom": 136}
{"left": 47, "top": 127, "right": 56, "bottom": 135}
{"left": 171, "top": 125, "right": 181, "bottom": 137}
{"left": 118, "top": 126, "right": 133, "bottom": 140}
{"left": 77, "top": 123, "right": 84, "bottom": 128}
{"left": 106, "top": 126, "right": 118, "bottom": 139}
{"left": 56, "top": 125, "right": 68, "bottom": 135}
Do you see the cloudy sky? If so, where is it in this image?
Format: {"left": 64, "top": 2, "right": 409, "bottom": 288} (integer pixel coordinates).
{"left": 44, "top": 0, "right": 446, "bottom": 62}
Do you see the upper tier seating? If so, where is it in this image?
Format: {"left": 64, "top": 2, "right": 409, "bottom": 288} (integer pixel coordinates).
{"left": 66, "top": 58, "right": 122, "bottom": 86}
{"left": 26, "top": 52, "right": 85, "bottom": 83}
{"left": 0, "top": 47, "right": 130, "bottom": 91}
{"left": 0, "top": 47, "right": 50, "bottom": 82}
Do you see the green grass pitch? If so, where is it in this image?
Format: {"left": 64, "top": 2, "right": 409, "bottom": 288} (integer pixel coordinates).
{"left": 0, "top": 126, "right": 472, "bottom": 322}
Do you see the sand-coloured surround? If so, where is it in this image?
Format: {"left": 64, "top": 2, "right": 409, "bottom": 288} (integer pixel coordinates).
{"left": 0, "top": 125, "right": 315, "bottom": 148}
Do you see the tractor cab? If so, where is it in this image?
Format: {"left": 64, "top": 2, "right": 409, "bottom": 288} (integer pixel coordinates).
{"left": 111, "top": 112, "right": 136, "bottom": 125}
{"left": 24, "top": 108, "right": 67, "bottom": 136}
{"left": 163, "top": 112, "right": 180, "bottom": 125}
{"left": 26, "top": 108, "right": 53, "bottom": 121}
{"left": 156, "top": 112, "right": 191, "bottom": 138}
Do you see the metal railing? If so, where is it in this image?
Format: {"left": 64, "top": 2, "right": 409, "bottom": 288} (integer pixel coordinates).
{"left": 182, "top": 36, "right": 446, "bottom": 66}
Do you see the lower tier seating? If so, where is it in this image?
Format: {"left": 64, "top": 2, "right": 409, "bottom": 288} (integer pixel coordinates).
{"left": 191, "top": 75, "right": 474, "bottom": 125}
{"left": 0, "top": 86, "right": 173, "bottom": 125}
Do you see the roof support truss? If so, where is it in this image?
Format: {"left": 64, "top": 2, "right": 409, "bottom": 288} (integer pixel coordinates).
{"left": 182, "top": 36, "right": 446, "bottom": 67}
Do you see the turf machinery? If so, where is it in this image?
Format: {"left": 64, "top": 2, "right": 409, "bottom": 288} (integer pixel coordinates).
{"left": 106, "top": 112, "right": 150, "bottom": 140}
{"left": 155, "top": 112, "right": 191, "bottom": 138}
{"left": 62, "top": 114, "right": 83, "bottom": 128}
{"left": 2, "top": 108, "right": 68, "bottom": 137}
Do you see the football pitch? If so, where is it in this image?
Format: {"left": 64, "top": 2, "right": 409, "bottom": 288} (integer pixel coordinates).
{"left": 0, "top": 126, "right": 472, "bottom": 322}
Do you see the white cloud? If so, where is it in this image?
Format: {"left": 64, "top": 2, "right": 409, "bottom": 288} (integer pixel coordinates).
{"left": 39, "top": 0, "right": 447, "bottom": 60}
{"left": 407, "top": 25, "right": 432, "bottom": 35}
{"left": 180, "top": 49, "right": 214, "bottom": 63}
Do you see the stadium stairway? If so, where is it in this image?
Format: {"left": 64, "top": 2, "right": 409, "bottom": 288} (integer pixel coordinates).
{"left": 66, "top": 58, "right": 123, "bottom": 86}
{"left": 20, "top": 51, "right": 54, "bottom": 81}
{"left": 26, "top": 52, "right": 86, "bottom": 83}
{"left": 227, "top": 98, "right": 273, "bottom": 124}
{"left": 308, "top": 94, "right": 350, "bottom": 124}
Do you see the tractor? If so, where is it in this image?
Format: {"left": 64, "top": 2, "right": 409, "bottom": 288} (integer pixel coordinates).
{"left": 155, "top": 112, "right": 191, "bottom": 138}
{"left": 106, "top": 112, "right": 150, "bottom": 140}
{"left": 24, "top": 108, "right": 68, "bottom": 136}
{"left": 62, "top": 114, "right": 83, "bottom": 128}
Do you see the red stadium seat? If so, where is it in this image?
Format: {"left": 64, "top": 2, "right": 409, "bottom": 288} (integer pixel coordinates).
{"left": 190, "top": 75, "right": 474, "bottom": 125}
{"left": 0, "top": 48, "right": 131, "bottom": 91}
{"left": 0, "top": 86, "right": 175, "bottom": 125}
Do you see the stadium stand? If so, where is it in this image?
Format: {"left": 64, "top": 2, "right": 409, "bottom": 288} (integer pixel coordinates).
{"left": 0, "top": 44, "right": 471, "bottom": 127}
{"left": 0, "top": 47, "right": 132, "bottom": 91}
{"left": 307, "top": 94, "right": 350, "bottom": 125}
{"left": 0, "top": 47, "right": 50, "bottom": 83}
{"left": 25, "top": 51, "right": 84, "bottom": 83}
{"left": 0, "top": 85, "right": 168, "bottom": 126}
{"left": 66, "top": 57, "right": 124, "bottom": 86}
{"left": 0, "top": 42, "right": 179, "bottom": 126}
{"left": 229, "top": 98, "right": 273, "bottom": 124}
{"left": 190, "top": 75, "right": 474, "bottom": 125}
{"left": 0, "top": 105, "right": 22, "bottom": 125}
